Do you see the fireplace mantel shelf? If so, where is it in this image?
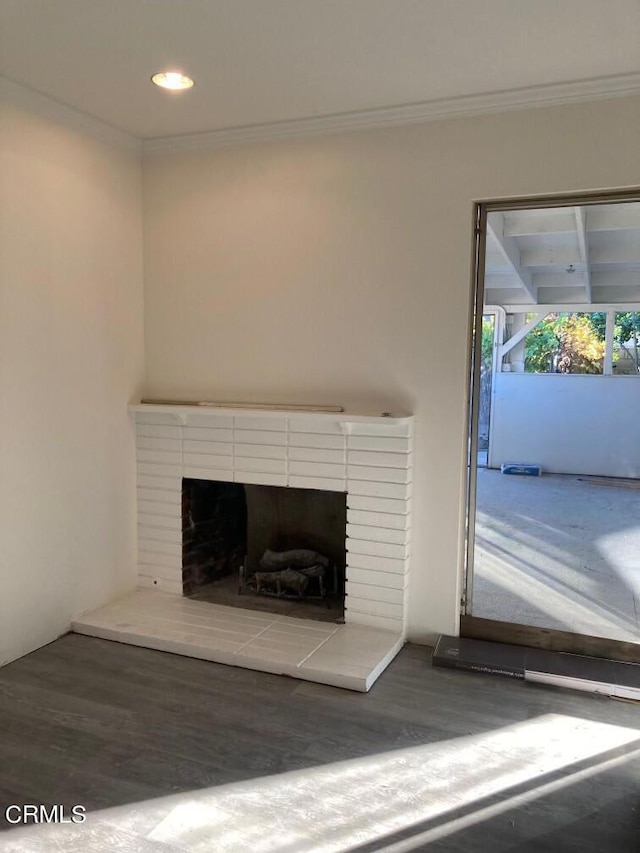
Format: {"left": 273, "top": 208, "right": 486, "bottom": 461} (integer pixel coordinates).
{"left": 129, "top": 402, "right": 413, "bottom": 426}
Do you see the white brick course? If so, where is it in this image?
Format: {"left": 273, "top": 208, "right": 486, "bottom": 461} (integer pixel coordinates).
{"left": 348, "top": 450, "right": 411, "bottom": 469}
{"left": 183, "top": 466, "right": 234, "bottom": 483}
{"left": 137, "top": 449, "right": 182, "bottom": 466}
{"left": 346, "top": 465, "right": 411, "bottom": 484}
{"left": 345, "top": 582, "right": 405, "bottom": 605}
{"left": 135, "top": 413, "right": 182, "bottom": 426}
{"left": 347, "top": 539, "right": 409, "bottom": 561}
{"left": 183, "top": 439, "right": 233, "bottom": 455}
{"left": 137, "top": 524, "right": 181, "bottom": 544}
{"left": 183, "top": 452, "right": 233, "bottom": 469}
{"left": 352, "top": 483, "right": 412, "bottom": 504}
{"left": 289, "top": 433, "right": 345, "bottom": 449}
{"left": 137, "top": 500, "right": 180, "bottom": 518}
{"left": 345, "top": 610, "right": 403, "bottom": 633}
{"left": 346, "top": 523, "right": 409, "bottom": 545}
{"left": 346, "top": 494, "right": 411, "bottom": 515}
{"left": 136, "top": 424, "right": 182, "bottom": 439}
{"left": 137, "top": 475, "right": 182, "bottom": 492}
{"left": 288, "top": 447, "right": 345, "bottom": 464}
{"left": 139, "top": 551, "right": 180, "bottom": 569}
{"left": 138, "top": 513, "right": 181, "bottom": 531}
{"left": 137, "top": 436, "right": 182, "bottom": 452}
{"left": 289, "top": 460, "right": 346, "bottom": 479}
{"left": 234, "top": 429, "right": 288, "bottom": 445}
{"left": 183, "top": 426, "right": 234, "bottom": 443}
{"left": 346, "top": 552, "right": 407, "bottom": 574}
{"left": 137, "top": 488, "right": 181, "bottom": 505}
{"left": 184, "top": 414, "right": 234, "bottom": 429}
{"left": 346, "top": 509, "right": 409, "bottom": 530}
{"left": 346, "top": 567, "right": 407, "bottom": 590}
{"left": 346, "top": 598, "right": 404, "bottom": 620}
{"left": 138, "top": 538, "right": 182, "bottom": 557}
{"left": 138, "top": 462, "right": 183, "bottom": 479}
{"left": 234, "top": 443, "right": 286, "bottom": 459}
{"left": 235, "top": 471, "right": 288, "bottom": 487}
{"left": 138, "top": 574, "right": 183, "bottom": 595}
{"left": 347, "top": 435, "right": 411, "bottom": 453}
{"left": 235, "top": 457, "right": 287, "bottom": 475}
{"left": 288, "top": 419, "right": 344, "bottom": 434}
{"left": 288, "top": 475, "right": 346, "bottom": 492}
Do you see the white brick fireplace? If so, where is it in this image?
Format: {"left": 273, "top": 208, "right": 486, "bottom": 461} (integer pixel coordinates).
{"left": 133, "top": 404, "right": 413, "bottom": 635}
{"left": 73, "top": 403, "right": 413, "bottom": 690}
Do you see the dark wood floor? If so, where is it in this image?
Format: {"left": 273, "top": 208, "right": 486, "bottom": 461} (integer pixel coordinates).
{"left": 0, "top": 634, "right": 639, "bottom": 851}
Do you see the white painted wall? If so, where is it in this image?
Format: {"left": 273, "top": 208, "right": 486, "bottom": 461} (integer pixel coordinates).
{"left": 489, "top": 374, "right": 640, "bottom": 478}
{"left": 143, "top": 94, "right": 640, "bottom": 643}
{"left": 0, "top": 81, "right": 144, "bottom": 665}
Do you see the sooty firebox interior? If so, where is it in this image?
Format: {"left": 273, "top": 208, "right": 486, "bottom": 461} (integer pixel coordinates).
{"left": 182, "top": 479, "right": 346, "bottom": 623}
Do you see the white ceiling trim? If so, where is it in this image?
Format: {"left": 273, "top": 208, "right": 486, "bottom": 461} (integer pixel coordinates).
{"left": 143, "top": 71, "right": 640, "bottom": 155}
{"left": 0, "top": 77, "right": 140, "bottom": 152}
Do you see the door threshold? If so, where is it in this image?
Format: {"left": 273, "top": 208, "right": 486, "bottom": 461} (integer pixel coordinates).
{"left": 433, "top": 634, "right": 640, "bottom": 701}
{"left": 461, "top": 615, "right": 640, "bottom": 664}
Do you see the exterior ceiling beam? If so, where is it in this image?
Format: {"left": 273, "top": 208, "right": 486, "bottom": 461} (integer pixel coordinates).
{"left": 574, "top": 207, "right": 592, "bottom": 302}
{"left": 504, "top": 206, "right": 640, "bottom": 237}
{"left": 519, "top": 245, "right": 640, "bottom": 267}
{"left": 501, "top": 302, "right": 640, "bottom": 314}
{"left": 530, "top": 272, "right": 587, "bottom": 289}
{"left": 486, "top": 212, "right": 537, "bottom": 303}
{"left": 586, "top": 205, "right": 640, "bottom": 232}
{"left": 502, "top": 210, "right": 577, "bottom": 237}
{"left": 519, "top": 246, "right": 581, "bottom": 268}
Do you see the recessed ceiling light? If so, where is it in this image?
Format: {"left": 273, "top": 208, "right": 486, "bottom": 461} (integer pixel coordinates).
{"left": 151, "top": 71, "right": 195, "bottom": 91}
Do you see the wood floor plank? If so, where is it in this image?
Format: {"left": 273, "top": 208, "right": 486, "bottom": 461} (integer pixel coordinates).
{"left": 0, "top": 634, "right": 638, "bottom": 851}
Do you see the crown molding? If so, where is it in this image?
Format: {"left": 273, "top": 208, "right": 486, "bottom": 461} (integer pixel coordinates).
{"left": 4, "top": 70, "right": 640, "bottom": 157}
{"left": 0, "top": 77, "right": 140, "bottom": 153}
{"left": 143, "top": 71, "right": 640, "bottom": 155}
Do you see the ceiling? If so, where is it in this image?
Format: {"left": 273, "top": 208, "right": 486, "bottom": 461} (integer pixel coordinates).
{"left": 485, "top": 203, "right": 640, "bottom": 308}
{"left": 1, "top": 0, "right": 640, "bottom": 140}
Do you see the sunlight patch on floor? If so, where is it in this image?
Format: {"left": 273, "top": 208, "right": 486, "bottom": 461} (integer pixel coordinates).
{"left": 595, "top": 526, "right": 640, "bottom": 597}
{"left": 5, "top": 714, "right": 640, "bottom": 852}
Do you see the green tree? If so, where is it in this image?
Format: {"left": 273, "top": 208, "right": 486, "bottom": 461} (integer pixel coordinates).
{"left": 481, "top": 317, "right": 494, "bottom": 370}
{"left": 525, "top": 313, "right": 605, "bottom": 374}
{"left": 524, "top": 316, "right": 560, "bottom": 373}
{"left": 591, "top": 311, "right": 639, "bottom": 345}
{"left": 587, "top": 311, "right": 639, "bottom": 371}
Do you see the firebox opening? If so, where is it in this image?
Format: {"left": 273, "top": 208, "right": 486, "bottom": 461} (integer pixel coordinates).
{"left": 182, "top": 479, "right": 346, "bottom": 623}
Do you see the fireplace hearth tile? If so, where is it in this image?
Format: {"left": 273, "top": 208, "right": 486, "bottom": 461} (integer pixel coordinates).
{"left": 72, "top": 590, "right": 403, "bottom": 692}
{"left": 235, "top": 644, "right": 311, "bottom": 668}
{"left": 261, "top": 623, "right": 336, "bottom": 641}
